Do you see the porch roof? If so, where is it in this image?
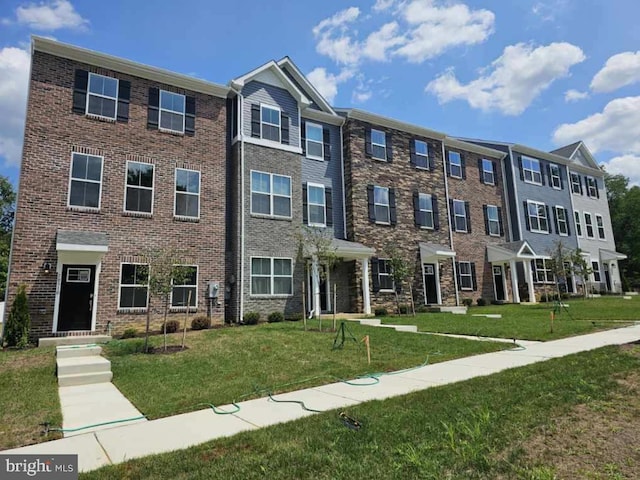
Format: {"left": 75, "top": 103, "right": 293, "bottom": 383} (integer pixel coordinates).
{"left": 419, "top": 242, "right": 456, "bottom": 262}
{"left": 487, "top": 240, "right": 541, "bottom": 263}
{"left": 331, "top": 238, "right": 375, "bottom": 260}
{"left": 57, "top": 230, "right": 109, "bottom": 252}
{"left": 599, "top": 248, "right": 627, "bottom": 261}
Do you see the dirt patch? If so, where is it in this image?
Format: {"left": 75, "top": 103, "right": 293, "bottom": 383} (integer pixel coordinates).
{"left": 147, "top": 345, "right": 189, "bottom": 355}
{"left": 513, "top": 366, "right": 640, "bottom": 478}
{"left": 0, "top": 349, "right": 52, "bottom": 371}
{"left": 199, "top": 443, "right": 252, "bottom": 462}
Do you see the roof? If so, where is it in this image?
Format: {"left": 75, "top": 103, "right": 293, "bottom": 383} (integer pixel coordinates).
{"left": 419, "top": 242, "right": 456, "bottom": 260}
{"left": 599, "top": 248, "right": 627, "bottom": 261}
{"left": 337, "top": 108, "right": 447, "bottom": 141}
{"left": 486, "top": 240, "right": 544, "bottom": 262}
{"left": 277, "top": 57, "right": 336, "bottom": 115}
{"left": 550, "top": 141, "right": 581, "bottom": 158}
{"left": 331, "top": 238, "right": 375, "bottom": 259}
{"left": 57, "top": 230, "right": 109, "bottom": 252}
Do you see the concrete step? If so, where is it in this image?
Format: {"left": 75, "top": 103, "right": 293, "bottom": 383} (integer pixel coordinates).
{"left": 440, "top": 306, "right": 468, "bottom": 315}
{"left": 56, "top": 344, "right": 102, "bottom": 359}
{"left": 58, "top": 371, "right": 113, "bottom": 387}
{"left": 624, "top": 292, "right": 638, "bottom": 296}
{"left": 57, "top": 356, "right": 111, "bottom": 376}
{"left": 359, "top": 319, "right": 381, "bottom": 326}
{"left": 377, "top": 324, "right": 419, "bottom": 333}
{"left": 40, "top": 335, "right": 112, "bottom": 347}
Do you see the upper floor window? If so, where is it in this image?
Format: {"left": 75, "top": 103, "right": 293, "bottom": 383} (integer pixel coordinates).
{"left": 574, "top": 210, "right": 583, "bottom": 237}
{"left": 415, "top": 193, "right": 435, "bottom": 229}
{"left": 371, "top": 129, "right": 387, "bottom": 160}
{"left": 171, "top": 265, "right": 198, "bottom": 308}
{"left": 68, "top": 152, "right": 103, "bottom": 210}
{"left": 595, "top": 214, "right": 606, "bottom": 239}
{"left": 549, "top": 164, "right": 562, "bottom": 189}
{"left": 522, "top": 157, "right": 542, "bottom": 185}
{"left": 554, "top": 206, "right": 569, "bottom": 236}
{"left": 160, "top": 90, "right": 186, "bottom": 133}
{"left": 125, "top": 161, "right": 154, "bottom": 214}
{"left": 374, "top": 186, "right": 390, "bottom": 224}
{"left": 377, "top": 258, "right": 394, "bottom": 291}
{"left": 261, "top": 105, "right": 281, "bottom": 142}
{"left": 571, "top": 173, "right": 582, "bottom": 194}
{"left": 251, "top": 171, "right": 291, "bottom": 218}
{"left": 481, "top": 159, "right": 495, "bottom": 185}
{"left": 526, "top": 200, "right": 549, "bottom": 233}
{"left": 251, "top": 257, "right": 293, "bottom": 296}
{"left": 452, "top": 199, "right": 468, "bottom": 232}
{"left": 119, "top": 263, "right": 149, "bottom": 309}
{"left": 486, "top": 205, "right": 501, "bottom": 236}
{"left": 586, "top": 176, "right": 599, "bottom": 198}
{"left": 305, "top": 122, "right": 323, "bottom": 160}
{"left": 457, "top": 261, "right": 475, "bottom": 290}
{"left": 87, "top": 73, "right": 118, "bottom": 120}
{"left": 175, "top": 168, "right": 200, "bottom": 219}
{"left": 584, "top": 212, "right": 595, "bottom": 238}
{"left": 307, "top": 183, "right": 326, "bottom": 227}
{"left": 414, "top": 140, "right": 429, "bottom": 169}
{"left": 448, "top": 151, "right": 463, "bottom": 178}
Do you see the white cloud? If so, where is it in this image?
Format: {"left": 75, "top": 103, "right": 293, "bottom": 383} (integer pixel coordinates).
{"left": 604, "top": 155, "right": 640, "bottom": 186}
{"left": 352, "top": 89, "right": 373, "bottom": 103}
{"left": 373, "top": 0, "right": 396, "bottom": 12}
{"left": 564, "top": 89, "right": 589, "bottom": 102}
{"left": 590, "top": 51, "right": 640, "bottom": 93}
{"left": 0, "top": 46, "right": 31, "bottom": 168}
{"left": 11, "top": 0, "right": 89, "bottom": 31}
{"left": 553, "top": 96, "right": 640, "bottom": 154}
{"left": 313, "top": 7, "right": 362, "bottom": 66}
{"left": 532, "top": 0, "right": 569, "bottom": 22}
{"left": 362, "top": 22, "right": 405, "bottom": 62}
{"left": 307, "top": 67, "right": 355, "bottom": 103}
{"left": 426, "top": 42, "right": 586, "bottom": 115}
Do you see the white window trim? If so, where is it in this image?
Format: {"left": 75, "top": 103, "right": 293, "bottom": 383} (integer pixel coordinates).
{"left": 123, "top": 161, "right": 155, "bottom": 215}
{"left": 571, "top": 173, "right": 581, "bottom": 194}
{"left": 487, "top": 204, "right": 500, "bottom": 237}
{"left": 595, "top": 214, "right": 606, "bottom": 240}
{"left": 305, "top": 122, "right": 324, "bottom": 161}
{"left": 117, "top": 262, "right": 149, "bottom": 311}
{"left": 482, "top": 159, "right": 495, "bottom": 185}
{"left": 250, "top": 170, "right": 293, "bottom": 219}
{"left": 458, "top": 261, "right": 473, "bottom": 290}
{"left": 67, "top": 152, "right": 104, "bottom": 211}
{"left": 550, "top": 165, "right": 562, "bottom": 190}
{"left": 371, "top": 128, "right": 387, "bottom": 161}
{"left": 592, "top": 261, "right": 602, "bottom": 283}
{"left": 174, "top": 168, "right": 201, "bottom": 220}
{"left": 159, "top": 90, "right": 186, "bottom": 134}
{"left": 574, "top": 210, "right": 583, "bottom": 237}
{"left": 586, "top": 176, "right": 598, "bottom": 198}
{"left": 170, "top": 265, "right": 198, "bottom": 309}
{"left": 307, "top": 182, "right": 326, "bottom": 227}
{"left": 584, "top": 211, "right": 595, "bottom": 238}
{"left": 415, "top": 140, "right": 429, "bottom": 169}
{"left": 527, "top": 200, "right": 549, "bottom": 234}
{"left": 418, "top": 193, "right": 434, "bottom": 230}
{"left": 86, "top": 72, "right": 118, "bottom": 121}
{"left": 554, "top": 205, "right": 569, "bottom": 236}
{"left": 374, "top": 185, "right": 391, "bottom": 225}
{"left": 532, "top": 259, "right": 554, "bottom": 284}
{"left": 250, "top": 257, "right": 294, "bottom": 297}
{"left": 66, "top": 267, "right": 91, "bottom": 283}
{"left": 449, "top": 151, "right": 462, "bottom": 179}
{"left": 522, "top": 157, "right": 542, "bottom": 185}
{"left": 378, "top": 258, "right": 394, "bottom": 292}
{"left": 260, "top": 104, "right": 281, "bottom": 143}
{"left": 453, "top": 199, "right": 467, "bottom": 233}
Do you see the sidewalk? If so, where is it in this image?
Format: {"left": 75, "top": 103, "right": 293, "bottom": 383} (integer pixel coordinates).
{"left": 4, "top": 324, "right": 640, "bottom": 473}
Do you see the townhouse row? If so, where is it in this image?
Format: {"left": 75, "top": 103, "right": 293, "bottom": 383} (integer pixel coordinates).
{"left": 4, "top": 37, "right": 626, "bottom": 339}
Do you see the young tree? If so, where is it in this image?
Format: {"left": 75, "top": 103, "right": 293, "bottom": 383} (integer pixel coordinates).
{"left": 546, "top": 240, "right": 573, "bottom": 300}
{"left": 386, "top": 245, "right": 415, "bottom": 316}
{"left": 3, "top": 285, "right": 30, "bottom": 348}
{"left": 570, "top": 248, "right": 593, "bottom": 298}
{"left": 0, "top": 175, "right": 16, "bottom": 300}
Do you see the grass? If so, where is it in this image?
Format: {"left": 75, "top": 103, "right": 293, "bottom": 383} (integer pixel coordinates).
{"left": 0, "top": 346, "right": 62, "bottom": 450}
{"left": 383, "top": 296, "right": 640, "bottom": 341}
{"left": 104, "top": 319, "right": 507, "bottom": 420}
{"left": 81, "top": 343, "right": 640, "bottom": 479}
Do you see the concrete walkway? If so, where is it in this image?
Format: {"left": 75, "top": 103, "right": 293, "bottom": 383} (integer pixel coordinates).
{"left": 3, "top": 324, "right": 640, "bottom": 473}
{"left": 417, "top": 331, "right": 543, "bottom": 347}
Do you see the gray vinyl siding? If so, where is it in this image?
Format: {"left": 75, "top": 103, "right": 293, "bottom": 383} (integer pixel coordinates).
{"left": 242, "top": 81, "right": 300, "bottom": 146}
{"left": 301, "top": 121, "right": 344, "bottom": 239}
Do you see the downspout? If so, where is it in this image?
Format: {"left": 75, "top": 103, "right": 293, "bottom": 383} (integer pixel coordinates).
{"left": 232, "top": 89, "right": 246, "bottom": 324}
{"left": 339, "top": 121, "right": 347, "bottom": 239}
{"left": 507, "top": 146, "right": 522, "bottom": 242}
{"left": 441, "top": 141, "right": 459, "bottom": 306}
{"left": 499, "top": 152, "right": 513, "bottom": 242}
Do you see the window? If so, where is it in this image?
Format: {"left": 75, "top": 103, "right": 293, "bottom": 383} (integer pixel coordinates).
{"left": 592, "top": 261, "right": 601, "bottom": 282}
{"left": 481, "top": 159, "right": 495, "bottom": 185}
{"left": 68, "top": 152, "right": 103, "bottom": 209}
{"left": 414, "top": 140, "right": 429, "bottom": 169}
{"left": 486, "top": 205, "right": 500, "bottom": 236}
{"left": 261, "top": 105, "right": 281, "bottom": 142}
{"left": 374, "top": 186, "right": 390, "bottom": 224}
{"left": 378, "top": 259, "right": 394, "bottom": 291}
{"left": 527, "top": 201, "right": 548, "bottom": 233}
{"left": 119, "top": 263, "right": 149, "bottom": 309}
{"left": 532, "top": 259, "right": 554, "bottom": 283}
{"left": 66, "top": 268, "right": 91, "bottom": 283}
{"left": 251, "top": 171, "right": 292, "bottom": 218}
{"left": 307, "top": 183, "right": 326, "bottom": 226}
{"left": 251, "top": 257, "right": 293, "bottom": 295}
{"left": 417, "top": 193, "right": 434, "bottom": 229}
{"left": 171, "top": 266, "right": 197, "bottom": 308}
{"left": 555, "top": 206, "right": 568, "bottom": 236}
{"left": 584, "top": 212, "right": 594, "bottom": 238}
{"left": 305, "top": 123, "right": 323, "bottom": 160}
{"left": 574, "top": 210, "right": 583, "bottom": 237}
{"left": 125, "top": 162, "right": 154, "bottom": 214}
{"left": 458, "top": 262, "right": 473, "bottom": 290}
{"left": 371, "top": 129, "right": 387, "bottom": 160}
{"left": 571, "top": 173, "right": 582, "bottom": 194}
{"left": 596, "top": 214, "right": 605, "bottom": 239}
{"left": 586, "top": 176, "right": 598, "bottom": 197}
{"left": 550, "top": 164, "right": 561, "bottom": 189}
{"left": 453, "top": 199, "right": 468, "bottom": 232}
{"left": 448, "top": 151, "right": 462, "bottom": 178}
{"left": 87, "top": 73, "right": 118, "bottom": 119}
{"left": 522, "top": 157, "right": 542, "bottom": 184}
{"left": 175, "top": 168, "right": 200, "bottom": 218}
{"left": 159, "top": 90, "right": 185, "bottom": 133}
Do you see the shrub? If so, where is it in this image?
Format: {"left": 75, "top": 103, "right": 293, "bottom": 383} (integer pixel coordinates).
{"left": 398, "top": 304, "right": 411, "bottom": 314}
{"left": 621, "top": 275, "right": 630, "bottom": 292}
{"left": 163, "top": 320, "right": 180, "bottom": 334}
{"left": 461, "top": 298, "right": 473, "bottom": 307}
{"left": 243, "top": 311, "right": 260, "bottom": 325}
{"left": 3, "top": 285, "right": 30, "bottom": 348}
{"left": 285, "top": 313, "right": 303, "bottom": 322}
{"left": 374, "top": 307, "right": 388, "bottom": 317}
{"left": 415, "top": 305, "right": 430, "bottom": 313}
{"left": 191, "top": 316, "right": 211, "bottom": 330}
{"left": 267, "top": 312, "right": 284, "bottom": 323}
{"left": 476, "top": 298, "right": 486, "bottom": 307}
{"left": 121, "top": 328, "right": 138, "bottom": 339}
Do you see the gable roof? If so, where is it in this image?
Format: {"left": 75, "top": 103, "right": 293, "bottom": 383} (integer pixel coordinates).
{"left": 550, "top": 141, "right": 581, "bottom": 159}
{"left": 550, "top": 141, "right": 600, "bottom": 170}
{"left": 277, "top": 57, "right": 337, "bottom": 116}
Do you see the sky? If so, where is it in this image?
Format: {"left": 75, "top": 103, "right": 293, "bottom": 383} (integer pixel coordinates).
{"left": 1, "top": 0, "right": 640, "bottom": 188}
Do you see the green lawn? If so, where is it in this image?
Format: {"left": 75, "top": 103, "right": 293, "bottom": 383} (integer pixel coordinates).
{"left": 384, "top": 296, "right": 640, "bottom": 341}
{"left": 104, "top": 320, "right": 507, "bottom": 420}
{"left": 82, "top": 343, "right": 640, "bottom": 479}
{"left": 0, "top": 346, "right": 62, "bottom": 450}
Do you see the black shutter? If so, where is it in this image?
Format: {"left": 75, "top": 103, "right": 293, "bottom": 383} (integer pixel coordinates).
{"left": 116, "top": 80, "right": 131, "bottom": 122}
{"left": 483, "top": 205, "right": 489, "bottom": 235}
{"left": 455, "top": 262, "right": 462, "bottom": 291}
{"left": 595, "top": 178, "right": 600, "bottom": 198}
{"left": 546, "top": 163, "right": 551, "bottom": 186}
{"left": 385, "top": 132, "right": 393, "bottom": 163}
{"left": 302, "top": 183, "right": 308, "bottom": 225}
{"left": 471, "top": 262, "right": 478, "bottom": 291}
{"left": 365, "top": 127, "right": 372, "bottom": 158}
{"left": 371, "top": 258, "right": 380, "bottom": 293}
{"left": 579, "top": 175, "right": 584, "bottom": 195}
{"left": 492, "top": 161, "right": 498, "bottom": 186}
{"left": 389, "top": 188, "right": 397, "bottom": 225}
{"left": 449, "top": 199, "right": 455, "bottom": 230}
{"left": 409, "top": 139, "right": 416, "bottom": 167}
{"left": 281, "top": 113, "right": 289, "bottom": 145}
{"left": 432, "top": 195, "right": 440, "bottom": 230}
{"left": 540, "top": 162, "right": 546, "bottom": 186}
{"left": 478, "top": 158, "right": 484, "bottom": 184}
{"left": 325, "top": 187, "right": 333, "bottom": 226}
{"left": 518, "top": 155, "right": 524, "bottom": 181}
{"left": 72, "top": 69, "right": 89, "bottom": 114}
{"left": 147, "top": 87, "right": 159, "bottom": 129}
{"left": 300, "top": 120, "right": 306, "bottom": 155}
{"left": 553, "top": 207, "right": 559, "bottom": 234}
{"left": 565, "top": 208, "right": 571, "bottom": 236}
{"left": 523, "top": 201, "right": 530, "bottom": 230}
{"left": 545, "top": 205, "right": 551, "bottom": 233}
{"left": 461, "top": 154, "right": 466, "bottom": 179}
{"left": 413, "top": 191, "right": 421, "bottom": 227}
{"left": 428, "top": 144, "right": 436, "bottom": 171}
{"left": 323, "top": 127, "right": 331, "bottom": 161}
{"left": 185, "top": 95, "right": 196, "bottom": 136}
{"left": 445, "top": 151, "right": 451, "bottom": 176}
{"left": 497, "top": 207, "right": 504, "bottom": 236}
{"left": 367, "top": 185, "right": 375, "bottom": 222}
{"left": 465, "top": 201, "right": 471, "bottom": 233}
{"left": 251, "top": 104, "right": 260, "bottom": 137}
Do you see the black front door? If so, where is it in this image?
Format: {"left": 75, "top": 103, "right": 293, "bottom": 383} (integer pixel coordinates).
{"left": 604, "top": 264, "right": 612, "bottom": 291}
{"left": 58, "top": 265, "right": 95, "bottom": 331}
{"left": 423, "top": 264, "right": 438, "bottom": 304}
{"left": 493, "top": 266, "right": 505, "bottom": 301}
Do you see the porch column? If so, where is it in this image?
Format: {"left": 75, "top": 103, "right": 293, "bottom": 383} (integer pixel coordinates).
{"left": 361, "top": 258, "right": 371, "bottom": 315}
{"left": 311, "top": 256, "right": 321, "bottom": 318}
{"left": 510, "top": 260, "right": 520, "bottom": 303}
{"left": 502, "top": 263, "right": 510, "bottom": 302}
{"left": 524, "top": 260, "right": 536, "bottom": 303}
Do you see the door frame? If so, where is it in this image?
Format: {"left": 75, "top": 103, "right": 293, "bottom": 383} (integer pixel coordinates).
{"left": 306, "top": 261, "right": 331, "bottom": 313}
{"left": 53, "top": 258, "right": 102, "bottom": 333}
{"left": 492, "top": 264, "right": 507, "bottom": 301}
{"left": 422, "top": 262, "right": 442, "bottom": 305}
